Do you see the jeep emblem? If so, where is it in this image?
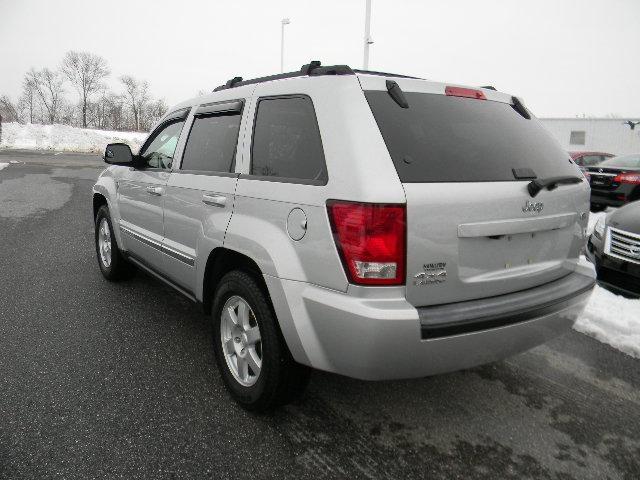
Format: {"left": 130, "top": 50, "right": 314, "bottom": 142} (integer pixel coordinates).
{"left": 522, "top": 200, "right": 544, "bottom": 213}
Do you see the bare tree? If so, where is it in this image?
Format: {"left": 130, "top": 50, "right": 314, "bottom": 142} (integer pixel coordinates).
{"left": 61, "top": 51, "right": 109, "bottom": 128}
{"left": 120, "top": 75, "right": 149, "bottom": 131}
{"left": 19, "top": 75, "right": 38, "bottom": 123}
{"left": 87, "top": 89, "right": 119, "bottom": 130}
{"left": 107, "top": 93, "right": 126, "bottom": 131}
{"left": 26, "top": 68, "right": 65, "bottom": 124}
{"left": 0, "top": 95, "right": 20, "bottom": 122}
{"left": 58, "top": 99, "right": 76, "bottom": 126}
{"left": 142, "top": 98, "right": 168, "bottom": 130}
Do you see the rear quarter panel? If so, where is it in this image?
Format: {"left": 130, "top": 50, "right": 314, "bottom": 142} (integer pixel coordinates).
{"left": 225, "top": 75, "right": 406, "bottom": 290}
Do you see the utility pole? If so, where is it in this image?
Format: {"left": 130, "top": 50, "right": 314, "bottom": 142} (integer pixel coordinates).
{"left": 281, "top": 18, "right": 291, "bottom": 73}
{"left": 363, "top": 0, "right": 373, "bottom": 69}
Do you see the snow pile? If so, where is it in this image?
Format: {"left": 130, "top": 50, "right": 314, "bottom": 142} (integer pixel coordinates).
{"left": 576, "top": 284, "right": 640, "bottom": 358}
{"left": 575, "top": 210, "right": 640, "bottom": 358}
{"left": 0, "top": 162, "right": 9, "bottom": 171}
{"left": 0, "top": 122, "right": 146, "bottom": 153}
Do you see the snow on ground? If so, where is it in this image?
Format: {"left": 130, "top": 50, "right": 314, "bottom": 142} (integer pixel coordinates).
{"left": 577, "top": 209, "right": 640, "bottom": 358}
{"left": 575, "top": 283, "right": 640, "bottom": 358}
{"left": 0, "top": 163, "right": 9, "bottom": 171}
{"left": 0, "top": 122, "right": 146, "bottom": 154}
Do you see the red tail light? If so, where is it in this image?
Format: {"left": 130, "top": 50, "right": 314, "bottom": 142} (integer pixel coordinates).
{"left": 613, "top": 173, "right": 640, "bottom": 185}
{"left": 445, "top": 86, "right": 486, "bottom": 100}
{"left": 327, "top": 201, "right": 406, "bottom": 286}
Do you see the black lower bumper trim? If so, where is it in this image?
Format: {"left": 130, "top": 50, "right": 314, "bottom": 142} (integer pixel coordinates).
{"left": 418, "top": 271, "right": 595, "bottom": 339}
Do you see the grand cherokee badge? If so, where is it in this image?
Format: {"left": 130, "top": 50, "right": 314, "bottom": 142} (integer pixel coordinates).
{"left": 414, "top": 263, "right": 447, "bottom": 286}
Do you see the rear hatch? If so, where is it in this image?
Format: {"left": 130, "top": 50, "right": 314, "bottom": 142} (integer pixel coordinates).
{"left": 362, "top": 78, "right": 589, "bottom": 307}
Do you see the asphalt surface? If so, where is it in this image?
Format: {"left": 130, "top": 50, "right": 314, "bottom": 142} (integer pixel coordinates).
{"left": 1, "top": 149, "right": 639, "bottom": 480}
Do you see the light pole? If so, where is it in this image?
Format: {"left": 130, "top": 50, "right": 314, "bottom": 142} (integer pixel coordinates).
{"left": 362, "top": 0, "right": 373, "bottom": 70}
{"left": 281, "top": 18, "right": 291, "bottom": 73}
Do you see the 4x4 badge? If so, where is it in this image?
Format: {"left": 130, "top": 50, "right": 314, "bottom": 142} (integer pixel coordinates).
{"left": 522, "top": 200, "right": 544, "bottom": 213}
{"left": 414, "top": 263, "right": 447, "bottom": 286}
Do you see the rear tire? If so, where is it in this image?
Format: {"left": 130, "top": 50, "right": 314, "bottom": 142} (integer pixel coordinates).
{"left": 211, "top": 270, "right": 310, "bottom": 412}
{"left": 94, "top": 205, "right": 133, "bottom": 281}
{"left": 590, "top": 203, "right": 606, "bottom": 212}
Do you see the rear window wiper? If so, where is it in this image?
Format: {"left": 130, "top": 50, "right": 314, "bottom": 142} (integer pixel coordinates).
{"left": 527, "top": 176, "right": 583, "bottom": 197}
{"left": 511, "top": 96, "right": 531, "bottom": 120}
{"left": 386, "top": 80, "right": 409, "bottom": 108}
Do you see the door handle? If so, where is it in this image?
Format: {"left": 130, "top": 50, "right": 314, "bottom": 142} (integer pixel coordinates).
{"left": 202, "top": 194, "right": 227, "bottom": 208}
{"left": 146, "top": 186, "right": 163, "bottom": 196}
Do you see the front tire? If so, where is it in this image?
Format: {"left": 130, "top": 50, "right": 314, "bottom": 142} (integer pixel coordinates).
{"left": 211, "top": 270, "right": 310, "bottom": 411}
{"left": 94, "top": 205, "right": 133, "bottom": 281}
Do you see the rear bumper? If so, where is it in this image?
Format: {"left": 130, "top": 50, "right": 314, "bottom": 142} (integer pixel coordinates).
{"left": 265, "top": 263, "right": 595, "bottom": 381}
{"left": 590, "top": 185, "right": 634, "bottom": 207}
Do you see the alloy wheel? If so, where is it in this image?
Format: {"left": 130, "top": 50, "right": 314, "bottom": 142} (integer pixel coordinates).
{"left": 220, "top": 295, "right": 263, "bottom": 387}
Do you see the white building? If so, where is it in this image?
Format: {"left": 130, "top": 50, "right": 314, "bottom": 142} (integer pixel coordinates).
{"left": 540, "top": 118, "right": 640, "bottom": 156}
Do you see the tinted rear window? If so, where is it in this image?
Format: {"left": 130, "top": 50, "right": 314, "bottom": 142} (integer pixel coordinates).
{"left": 181, "top": 113, "right": 241, "bottom": 173}
{"left": 365, "top": 91, "right": 576, "bottom": 182}
{"left": 598, "top": 154, "right": 640, "bottom": 169}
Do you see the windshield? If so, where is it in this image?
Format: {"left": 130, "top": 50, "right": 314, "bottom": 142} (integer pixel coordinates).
{"left": 598, "top": 154, "right": 640, "bottom": 169}
{"left": 365, "top": 91, "right": 577, "bottom": 182}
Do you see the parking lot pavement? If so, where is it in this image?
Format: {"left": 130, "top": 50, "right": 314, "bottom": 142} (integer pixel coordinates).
{"left": 0, "top": 153, "right": 639, "bottom": 479}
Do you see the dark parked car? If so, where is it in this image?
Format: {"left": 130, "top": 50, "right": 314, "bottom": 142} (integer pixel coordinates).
{"left": 570, "top": 151, "right": 614, "bottom": 170}
{"left": 585, "top": 154, "right": 640, "bottom": 211}
{"left": 586, "top": 201, "right": 640, "bottom": 297}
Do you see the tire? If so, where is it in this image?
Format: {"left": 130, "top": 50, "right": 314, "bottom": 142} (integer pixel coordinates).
{"left": 590, "top": 203, "right": 606, "bottom": 213}
{"left": 94, "top": 205, "right": 133, "bottom": 281}
{"left": 211, "top": 270, "right": 310, "bottom": 412}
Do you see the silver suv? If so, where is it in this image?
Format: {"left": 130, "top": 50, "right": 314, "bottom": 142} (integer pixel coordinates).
{"left": 93, "top": 62, "right": 596, "bottom": 411}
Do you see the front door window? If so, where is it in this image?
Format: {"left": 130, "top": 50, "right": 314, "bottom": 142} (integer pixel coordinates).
{"left": 140, "top": 120, "right": 185, "bottom": 169}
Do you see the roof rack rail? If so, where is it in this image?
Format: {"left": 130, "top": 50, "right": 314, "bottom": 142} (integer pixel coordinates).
{"left": 212, "top": 61, "right": 355, "bottom": 92}
{"left": 210, "top": 62, "right": 421, "bottom": 92}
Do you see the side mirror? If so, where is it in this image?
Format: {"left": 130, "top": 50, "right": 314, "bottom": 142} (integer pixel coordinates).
{"left": 104, "top": 143, "right": 134, "bottom": 166}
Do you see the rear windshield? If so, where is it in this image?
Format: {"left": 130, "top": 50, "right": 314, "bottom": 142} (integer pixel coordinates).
{"left": 365, "top": 91, "right": 576, "bottom": 182}
{"left": 598, "top": 154, "right": 640, "bottom": 169}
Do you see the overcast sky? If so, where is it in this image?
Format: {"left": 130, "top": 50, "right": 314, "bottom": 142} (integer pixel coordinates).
{"left": 1, "top": 0, "right": 638, "bottom": 118}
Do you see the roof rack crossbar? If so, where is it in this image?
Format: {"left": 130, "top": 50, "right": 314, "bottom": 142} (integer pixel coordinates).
{"left": 212, "top": 61, "right": 355, "bottom": 91}
{"left": 352, "top": 69, "right": 422, "bottom": 80}
{"left": 300, "top": 60, "right": 322, "bottom": 75}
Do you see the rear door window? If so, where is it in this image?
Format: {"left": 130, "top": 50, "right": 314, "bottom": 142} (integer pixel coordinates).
{"left": 251, "top": 96, "right": 327, "bottom": 184}
{"left": 181, "top": 113, "right": 241, "bottom": 173}
{"left": 365, "top": 91, "right": 576, "bottom": 182}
